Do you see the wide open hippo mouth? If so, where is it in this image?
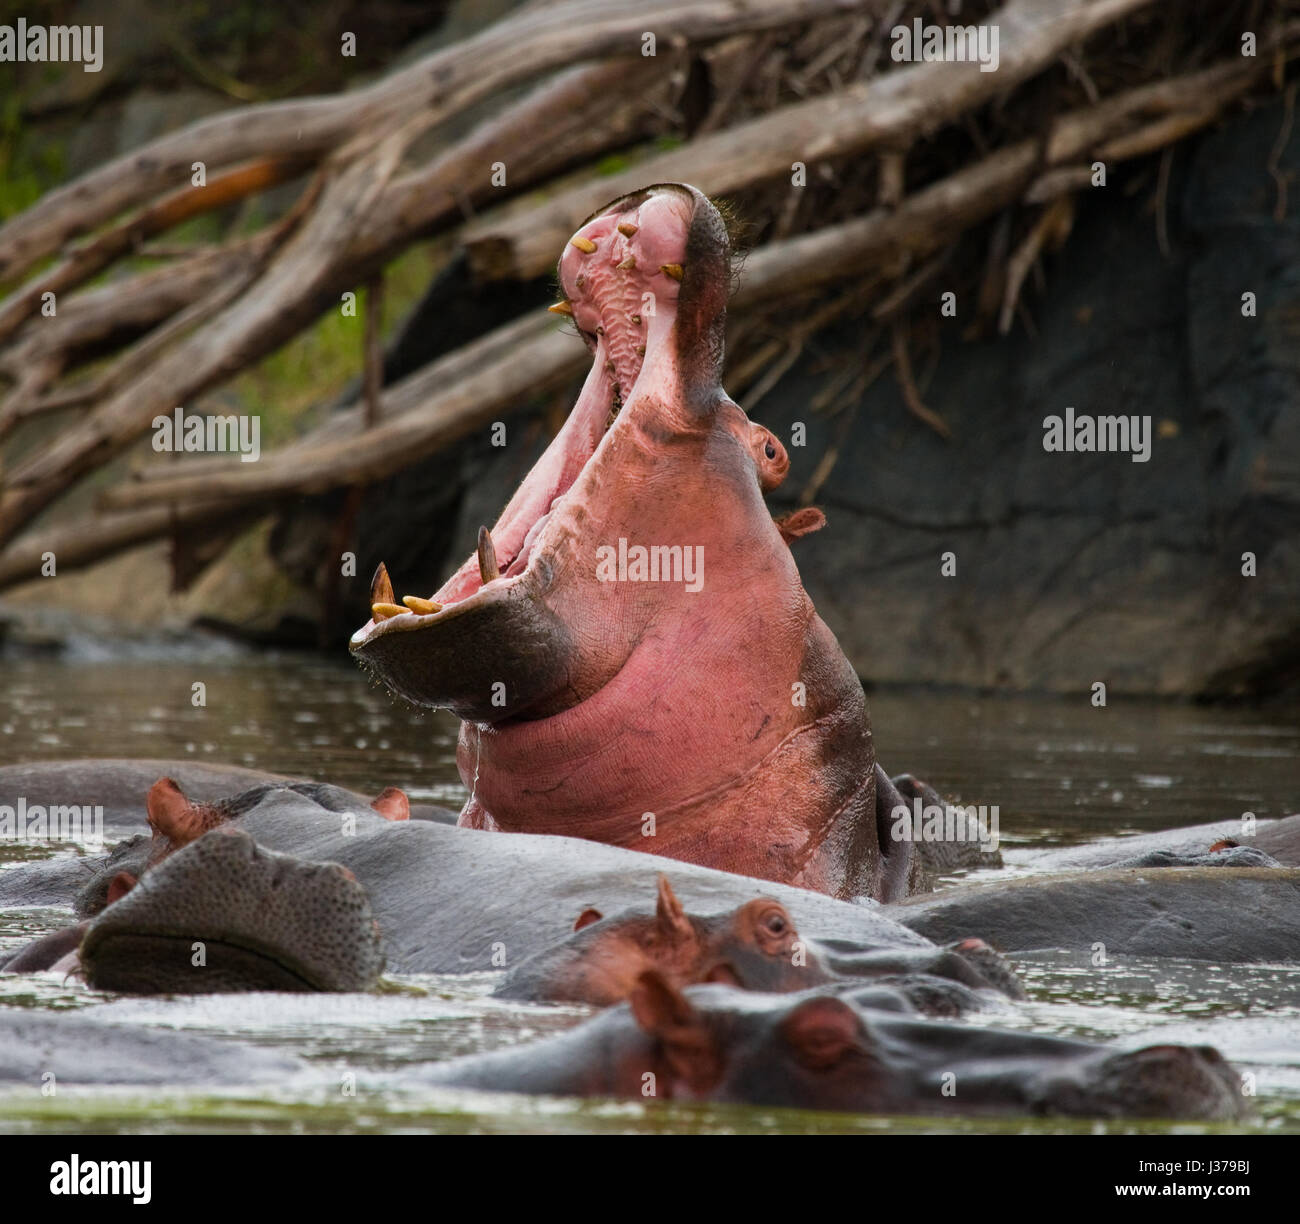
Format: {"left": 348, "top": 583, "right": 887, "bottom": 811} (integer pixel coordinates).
{"left": 350, "top": 183, "right": 731, "bottom": 720}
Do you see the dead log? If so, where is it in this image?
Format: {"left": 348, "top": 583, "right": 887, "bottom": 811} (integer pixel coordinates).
{"left": 0, "top": 155, "right": 314, "bottom": 345}
{"left": 0, "top": 52, "right": 681, "bottom": 531}
{"left": 92, "top": 51, "right": 1278, "bottom": 521}
{"left": 0, "top": 0, "right": 872, "bottom": 284}
{"left": 459, "top": 0, "right": 1162, "bottom": 282}
{"left": 100, "top": 315, "right": 578, "bottom": 509}
{"left": 0, "top": 504, "right": 230, "bottom": 590}
{"left": 0, "top": 54, "right": 667, "bottom": 442}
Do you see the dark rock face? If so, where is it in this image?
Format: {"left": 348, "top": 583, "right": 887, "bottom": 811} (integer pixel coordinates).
{"left": 282, "top": 100, "right": 1300, "bottom": 698}
{"left": 772, "top": 98, "right": 1299, "bottom": 699}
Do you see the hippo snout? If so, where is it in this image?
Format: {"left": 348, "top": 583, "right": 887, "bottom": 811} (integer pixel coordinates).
{"left": 79, "top": 829, "right": 385, "bottom": 994}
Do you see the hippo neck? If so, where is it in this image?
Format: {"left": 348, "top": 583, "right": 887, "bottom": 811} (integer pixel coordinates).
{"left": 457, "top": 606, "right": 880, "bottom": 898}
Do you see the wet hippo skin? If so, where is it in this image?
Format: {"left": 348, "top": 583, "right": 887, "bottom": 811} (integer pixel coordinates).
{"left": 423, "top": 972, "right": 1250, "bottom": 1122}
{"left": 350, "top": 184, "right": 907, "bottom": 901}
{"left": 898, "top": 867, "right": 1300, "bottom": 959}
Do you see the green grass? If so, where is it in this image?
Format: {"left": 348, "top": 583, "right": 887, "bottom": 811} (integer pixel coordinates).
{"left": 231, "top": 242, "right": 445, "bottom": 446}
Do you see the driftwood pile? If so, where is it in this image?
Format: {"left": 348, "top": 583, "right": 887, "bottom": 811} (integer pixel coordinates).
{"left": 0, "top": 0, "right": 1295, "bottom": 591}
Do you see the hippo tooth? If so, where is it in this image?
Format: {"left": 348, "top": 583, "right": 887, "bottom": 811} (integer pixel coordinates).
{"left": 617, "top": 222, "right": 639, "bottom": 237}
{"left": 616, "top": 255, "right": 636, "bottom": 271}
{"left": 477, "top": 525, "right": 500, "bottom": 584}
{"left": 660, "top": 262, "right": 683, "bottom": 280}
{"left": 570, "top": 236, "right": 597, "bottom": 253}
{"left": 371, "top": 602, "right": 404, "bottom": 620}
{"left": 548, "top": 300, "right": 574, "bottom": 316}
{"left": 631, "top": 314, "right": 641, "bottom": 325}
{"left": 370, "top": 562, "right": 395, "bottom": 606}
{"left": 402, "top": 595, "right": 442, "bottom": 615}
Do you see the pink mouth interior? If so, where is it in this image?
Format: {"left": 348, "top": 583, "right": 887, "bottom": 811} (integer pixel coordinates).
{"left": 420, "top": 190, "right": 690, "bottom": 612}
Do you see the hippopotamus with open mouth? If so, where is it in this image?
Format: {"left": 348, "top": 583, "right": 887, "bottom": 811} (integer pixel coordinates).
{"left": 350, "top": 182, "right": 912, "bottom": 901}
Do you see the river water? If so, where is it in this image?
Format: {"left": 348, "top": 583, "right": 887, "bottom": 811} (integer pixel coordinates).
{"left": 1, "top": 652, "right": 1297, "bottom": 1133}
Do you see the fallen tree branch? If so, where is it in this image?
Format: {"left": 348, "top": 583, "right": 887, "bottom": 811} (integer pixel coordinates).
{"left": 0, "top": 504, "right": 232, "bottom": 590}
{"left": 101, "top": 316, "right": 580, "bottom": 508}
{"left": 0, "top": 0, "right": 874, "bottom": 284}
{"left": 890, "top": 323, "right": 950, "bottom": 438}
{"left": 0, "top": 155, "right": 314, "bottom": 344}
{"left": 0, "top": 55, "right": 666, "bottom": 443}
{"left": 459, "top": 0, "right": 1162, "bottom": 282}
{"left": 0, "top": 130, "right": 409, "bottom": 541}
{"left": 92, "top": 51, "right": 1281, "bottom": 519}
{"left": 0, "top": 17, "right": 1291, "bottom": 588}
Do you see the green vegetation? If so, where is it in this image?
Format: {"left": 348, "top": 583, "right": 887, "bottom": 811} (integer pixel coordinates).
{"left": 0, "top": 95, "right": 66, "bottom": 221}
{"left": 232, "top": 241, "right": 446, "bottom": 446}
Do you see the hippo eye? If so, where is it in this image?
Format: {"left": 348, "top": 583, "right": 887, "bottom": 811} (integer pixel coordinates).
{"left": 764, "top": 912, "right": 787, "bottom": 935}
{"left": 764, "top": 442, "right": 777, "bottom": 460}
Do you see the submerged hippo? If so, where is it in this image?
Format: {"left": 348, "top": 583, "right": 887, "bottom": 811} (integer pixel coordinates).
{"left": 4, "top": 765, "right": 1297, "bottom": 989}
{"left": 0, "top": 775, "right": 406, "bottom": 989}
{"left": 2, "top": 798, "right": 389, "bottom": 994}
{"left": 495, "top": 873, "right": 1021, "bottom": 1009}
{"left": 426, "top": 969, "right": 1250, "bottom": 1122}
{"left": 348, "top": 182, "right": 917, "bottom": 901}
{"left": 0, "top": 770, "right": 945, "bottom": 989}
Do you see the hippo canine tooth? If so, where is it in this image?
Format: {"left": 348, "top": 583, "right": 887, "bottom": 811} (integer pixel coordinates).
{"left": 660, "top": 263, "right": 683, "bottom": 280}
{"left": 370, "top": 561, "right": 395, "bottom": 607}
{"left": 402, "top": 596, "right": 442, "bottom": 615}
{"left": 548, "top": 300, "right": 574, "bottom": 316}
{"left": 570, "top": 236, "right": 597, "bottom": 253}
{"left": 371, "top": 602, "right": 404, "bottom": 620}
{"left": 477, "top": 525, "right": 500, "bottom": 584}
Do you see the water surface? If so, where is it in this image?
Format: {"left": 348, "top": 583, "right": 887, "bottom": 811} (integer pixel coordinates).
{"left": 1, "top": 654, "right": 1297, "bottom": 1133}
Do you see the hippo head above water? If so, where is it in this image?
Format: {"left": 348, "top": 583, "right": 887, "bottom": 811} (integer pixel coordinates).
{"left": 351, "top": 183, "right": 901, "bottom": 900}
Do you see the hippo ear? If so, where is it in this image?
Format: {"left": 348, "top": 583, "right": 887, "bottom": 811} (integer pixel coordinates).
{"left": 655, "top": 876, "right": 693, "bottom": 945}
{"left": 629, "top": 970, "right": 720, "bottom": 1096}
{"left": 145, "top": 777, "right": 194, "bottom": 840}
{"left": 774, "top": 507, "right": 826, "bottom": 546}
{"left": 105, "top": 872, "right": 137, "bottom": 906}
{"left": 370, "top": 787, "right": 410, "bottom": 822}
{"left": 779, "top": 996, "right": 863, "bottom": 1071}
{"left": 574, "top": 907, "right": 603, "bottom": 931}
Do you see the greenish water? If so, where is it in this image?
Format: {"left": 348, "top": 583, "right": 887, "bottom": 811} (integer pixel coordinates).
{"left": 1, "top": 653, "right": 1298, "bottom": 1133}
